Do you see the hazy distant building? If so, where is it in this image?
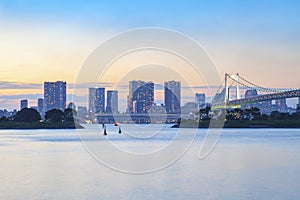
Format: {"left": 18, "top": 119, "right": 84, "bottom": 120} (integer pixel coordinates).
{"left": 44, "top": 81, "right": 66, "bottom": 112}
{"left": 164, "top": 81, "right": 181, "bottom": 114}
{"left": 243, "top": 89, "right": 258, "bottom": 109}
{"left": 89, "top": 88, "right": 105, "bottom": 114}
{"left": 37, "top": 98, "right": 44, "bottom": 116}
{"left": 258, "top": 100, "right": 272, "bottom": 114}
{"left": 275, "top": 98, "right": 287, "bottom": 112}
{"left": 106, "top": 90, "right": 118, "bottom": 113}
{"left": 128, "top": 81, "right": 154, "bottom": 113}
{"left": 181, "top": 102, "right": 198, "bottom": 114}
{"left": 88, "top": 88, "right": 96, "bottom": 113}
{"left": 78, "top": 106, "right": 88, "bottom": 119}
{"left": 20, "top": 99, "right": 28, "bottom": 110}
{"left": 67, "top": 102, "right": 76, "bottom": 110}
{"left": 195, "top": 93, "right": 206, "bottom": 109}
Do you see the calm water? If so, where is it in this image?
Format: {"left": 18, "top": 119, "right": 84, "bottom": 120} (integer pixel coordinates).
{"left": 1, "top": 125, "right": 300, "bottom": 199}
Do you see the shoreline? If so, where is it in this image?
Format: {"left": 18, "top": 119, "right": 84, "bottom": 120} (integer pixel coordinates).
{"left": 171, "top": 119, "right": 300, "bottom": 129}
{"left": 0, "top": 122, "right": 84, "bottom": 129}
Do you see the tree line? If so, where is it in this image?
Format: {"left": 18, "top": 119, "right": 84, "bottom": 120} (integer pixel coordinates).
{"left": 197, "top": 106, "right": 300, "bottom": 121}
{"left": 0, "top": 108, "right": 77, "bottom": 124}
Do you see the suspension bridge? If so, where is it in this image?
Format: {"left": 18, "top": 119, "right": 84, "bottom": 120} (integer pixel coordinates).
{"left": 212, "top": 73, "right": 300, "bottom": 108}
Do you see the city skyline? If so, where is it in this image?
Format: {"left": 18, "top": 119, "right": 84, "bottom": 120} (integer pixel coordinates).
{"left": 1, "top": 1, "right": 300, "bottom": 111}
{"left": 2, "top": 78, "right": 299, "bottom": 115}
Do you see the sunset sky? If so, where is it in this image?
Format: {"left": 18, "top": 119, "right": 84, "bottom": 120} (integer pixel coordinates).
{"left": 1, "top": 0, "right": 300, "bottom": 110}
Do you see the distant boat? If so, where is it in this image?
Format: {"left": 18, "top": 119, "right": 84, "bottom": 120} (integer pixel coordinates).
{"left": 103, "top": 125, "right": 107, "bottom": 136}
{"left": 114, "top": 122, "right": 118, "bottom": 126}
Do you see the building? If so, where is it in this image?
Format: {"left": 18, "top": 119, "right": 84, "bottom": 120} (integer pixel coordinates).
{"left": 244, "top": 89, "right": 258, "bottom": 98}
{"left": 89, "top": 88, "right": 105, "bottom": 114}
{"left": 258, "top": 100, "right": 272, "bottom": 114}
{"left": 67, "top": 102, "right": 76, "bottom": 110}
{"left": 88, "top": 88, "right": 96, "bottom": 113}
{"left": 37, "top": 98, "right": 44, "bottom": 116}
{"left": 55, "top": 81, "right": 67, "bottom": 111}
{"left": 164, "top": 81, "right": 181, "bottom": 114}
{"left": 128, "top": 81, "right": 154, "bottom": 113}
{"left": 20, "top": 99, "right": 28, "bottom": 110}
{"left": 44, "top": 82, "right": 55, "bottom": 111}
{"left": 181, "top": 102, "right": 198, "bottom": 114}
{"left": 44, "top": 81, "right": 66, "bottom": 112}
{"left": 275, "top": 98, "right": 287, "bottom": 112}
{"left": 242, "top": 89, "right": 258, "bottom": 109}
{"left": 95, "top": 88, "right": 105, "bottom": 113}
{"left": 195, "top": 93, "right": 206, "bottom": 109}
{"left": 78, "top": 106, "right": 88, "bottom": 119}
{"left": 106, "top": 90, "right": 118, "bottom": 113}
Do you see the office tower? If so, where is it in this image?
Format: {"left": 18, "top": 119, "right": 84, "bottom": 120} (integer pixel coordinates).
{"left": 94, "top": 88, "right": 105, "bottom": 113}
{"left": 55, "top": 81, "right": 66, "bottom": 111}
{"left": 88, "top": 88, "right": 96, "bottom": 113}
{"left": 258, "top": 100, "right": 272, "bottom": 114}
{"left": 20, "top": 99, "right": 28, "bottom": 110}
{"left": 106, "top": 90, "right": 118, "bottom": 113}
{"left": 275, "top": 98, "right": 287, "bottom": 112}
{"left": 88, "top": 87, "right": 106, "bottom": 114}
{"left": 243, "top": 89, "right": 258, "bottom": 109}
{"left": 164, "top": 81, "right": 181, "bottom": 114}
{"left": 128, "top": 81, "right": 154, "bottom": 113}
{"left": 44, "top": 81, "right": 66, "bottom": 112}
{"left": 195, "top": 93, "right": 206, "bottom": 109}
{"left": 37, "top": 98, "right": 44, "bottom": 116}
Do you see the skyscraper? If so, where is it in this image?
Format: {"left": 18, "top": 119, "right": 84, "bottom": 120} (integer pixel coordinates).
{"left": 95, "top": 88, "right": 105, "bottom": 113}
{"left": 164, "top": 81, "right": 181, "bottom": 114}
{"left": 37, "top": 98, "right": 44, "bottom": 116}
{"left": 88, "top": 88, "right": 96, "bottom": 113}
{"left": 89, "top": 87, "right": 105, "bottom": 114}
{"left": 128, "top": 81, "right": 154, "bottom": 113}
{"left": 195, "top": 93, "right": 206, "bottom": 109}
{"left": 106, "top": 90, "right": 118, "bottom": 113}
{"left": 44, "top": 81, "right": 66, "bottom": 112}
{"left": 55, "top": 81, "right": 67, "bottom": 111}
{"left": 20, "top": 99, "right": 28, "bottom": 110}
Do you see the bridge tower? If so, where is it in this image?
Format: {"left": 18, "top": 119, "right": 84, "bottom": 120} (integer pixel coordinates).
{"left": 224, "top": 73, "right": 240, "bottom": 103}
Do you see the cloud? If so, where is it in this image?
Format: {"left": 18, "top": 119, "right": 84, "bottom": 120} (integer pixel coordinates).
{"left": 0, "top": 81, "right": 42, "bottom": 90}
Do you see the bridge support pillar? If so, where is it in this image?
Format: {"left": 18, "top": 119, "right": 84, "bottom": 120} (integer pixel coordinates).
{"left": 225, "top": 73, "right": 229, "bottom": 103}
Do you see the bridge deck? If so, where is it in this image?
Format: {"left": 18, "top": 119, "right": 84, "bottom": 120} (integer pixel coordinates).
{"left": 227, "top": 89, "right": 300, "bottom": 106}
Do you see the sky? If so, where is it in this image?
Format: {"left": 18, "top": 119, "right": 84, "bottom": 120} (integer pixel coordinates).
{"left": 1, "top": 0, "right": 300, "bottom": 110}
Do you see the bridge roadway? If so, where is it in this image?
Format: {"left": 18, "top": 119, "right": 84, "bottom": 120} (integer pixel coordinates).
{"left": 225, "top": 89, "right": 300, "bottom": 106}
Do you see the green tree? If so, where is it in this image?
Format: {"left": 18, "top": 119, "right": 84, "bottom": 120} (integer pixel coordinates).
{"left": 270, "top": 111, "right": 280, "bottom": 120}
{"left": 14, "top": 108, "right": 41, "bottom": 123}
{"left": 45, "top": 109, "right": 65, "bottom": 123}
{"left": 0, "top": 116, "right": 8, "bottom": 122}
{"left": 64, "top": 108, "right": 77, "bottom": 122}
